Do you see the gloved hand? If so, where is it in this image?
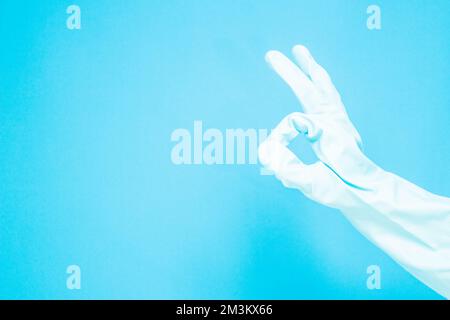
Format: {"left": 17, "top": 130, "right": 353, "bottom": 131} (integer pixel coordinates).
{"left": 259, "top": 45, "right": 450, "bottom": 298}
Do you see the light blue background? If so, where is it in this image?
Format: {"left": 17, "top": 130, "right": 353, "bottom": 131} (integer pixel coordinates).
{"left": 1, "top": 0, "right": 449, "bottom": 299}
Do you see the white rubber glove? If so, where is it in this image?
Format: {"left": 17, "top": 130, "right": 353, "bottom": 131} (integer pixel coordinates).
{"left": 259, "top": 45, "right": 450, "bottom": 299}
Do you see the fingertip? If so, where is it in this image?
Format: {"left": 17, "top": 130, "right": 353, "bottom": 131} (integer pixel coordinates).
{"left": 292, "top": 44, "right": 306, "bottom": 53}
{"left": 292, "top": 45, "right": 316, "bottom": 67}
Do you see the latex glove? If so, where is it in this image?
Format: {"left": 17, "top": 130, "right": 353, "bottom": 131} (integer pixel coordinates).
{"left": 259, "top": 45, "right": 450, "bottom": 298}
